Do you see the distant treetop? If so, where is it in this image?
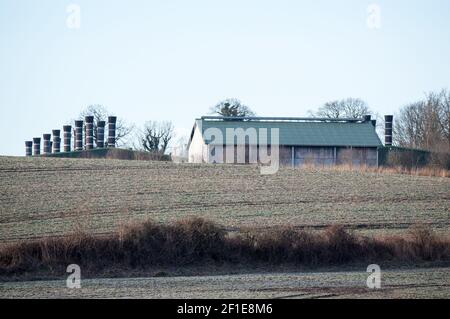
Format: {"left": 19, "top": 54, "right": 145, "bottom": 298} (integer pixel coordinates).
{"left": 310, "top": 98, "right": 371, "bottom": 119}
{"left": 210, "top": 98, "right": 256, "bottom": 117}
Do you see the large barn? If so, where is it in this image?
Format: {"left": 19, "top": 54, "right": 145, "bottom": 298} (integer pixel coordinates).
{"left": 188, "top": 116, "right": 383, "bottom": 167}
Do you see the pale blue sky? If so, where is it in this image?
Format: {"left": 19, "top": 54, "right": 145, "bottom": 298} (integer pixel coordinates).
{"left": 1, "top": 0, "right": 449, "bottom": 155}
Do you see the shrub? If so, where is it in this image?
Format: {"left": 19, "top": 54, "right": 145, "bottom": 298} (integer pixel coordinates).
{"left": 0, "top": 218, "right": 448, "bottom": 276}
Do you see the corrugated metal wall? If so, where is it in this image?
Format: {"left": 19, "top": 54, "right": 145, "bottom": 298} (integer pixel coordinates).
{"left": 294, "top": 147, "right": 335, "bottom": 166}
{"left": 207, "top": 145, "right": 378, "bottom": 167}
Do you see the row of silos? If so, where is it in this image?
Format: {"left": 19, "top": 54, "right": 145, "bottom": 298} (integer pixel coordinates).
{"left": 25, "top": 116, "right": 117, "bottom": 156}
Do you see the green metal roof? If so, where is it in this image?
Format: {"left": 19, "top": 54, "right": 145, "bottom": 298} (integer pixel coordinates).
{"left": 196, "top": 118, "right": 382, "bottom": 147}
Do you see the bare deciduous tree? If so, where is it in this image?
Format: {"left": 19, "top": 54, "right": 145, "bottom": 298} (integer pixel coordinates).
{"left": 394, "top": 101, "right": 425, "bottom": 148}
{"left": 438, "top": 89, "right": 450, "bottom": 148}
{"left": 210, "top": 98, "right": 255, "bottom": 117}
{"left": 310, "top": 98, "right": 371, "bottom": 119}
{"left": 140, "top": 121, "right": 174, "bottom": 154}
{"left": 78, "top": 105, "right": 134, "bottom": 147}
{"left": 394, "top": 89, "right": 450, "bottom": 154}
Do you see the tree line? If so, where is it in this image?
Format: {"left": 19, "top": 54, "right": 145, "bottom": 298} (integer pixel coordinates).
{"left": 394, "top": 89, "right": 449, "bottom": 153}
{"left": 76, "top": 89, "right": 449, "bottom": 160}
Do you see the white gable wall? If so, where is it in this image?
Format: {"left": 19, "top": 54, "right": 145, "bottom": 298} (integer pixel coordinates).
{"left": 188, "top": 125, "right": 207, "bottom": 163}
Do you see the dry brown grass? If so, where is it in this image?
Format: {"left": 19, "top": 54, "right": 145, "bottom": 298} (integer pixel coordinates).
{"left": 0, "top": 218, "right": 448, "bottom": 277}
{"left": 296, "top": 163, "right": 450, "bottom": 178}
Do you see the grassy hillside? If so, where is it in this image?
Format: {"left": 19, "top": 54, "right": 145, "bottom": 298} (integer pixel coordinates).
{"left": 0, "top": 156, "right": 449, "bottom": 242}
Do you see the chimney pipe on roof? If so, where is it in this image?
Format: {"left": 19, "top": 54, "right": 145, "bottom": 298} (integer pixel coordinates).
{"left": 33, "top": 138, "right": 41, "bottom": 156}
{"left": 384, "top": 115, "right": 393, "bottom": 146}
{"left": 43, "top": 134, "right": 51, "bottom": 155}
{"left": 25, "top": 141, "right": 32, "bottom": 157}
{"left": 107, "top": 116, "right": 117, "bottom": 148}
{"left": 363, "top": 115, "right": 372, "bottom": 122}
{"left": 85, "top": 116, "right": 94, "bottom": 150}
{"left": 74, "top": 120, "right": 83, "bottom": 151}
{"left": 63, "top": 125, "right": 72, "bottom": 152}
{"left": 96, "top": 120, "right": 106, "bottom": 148}
{"left": 52, "top": 130, "right": 61, "bottom": 153}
